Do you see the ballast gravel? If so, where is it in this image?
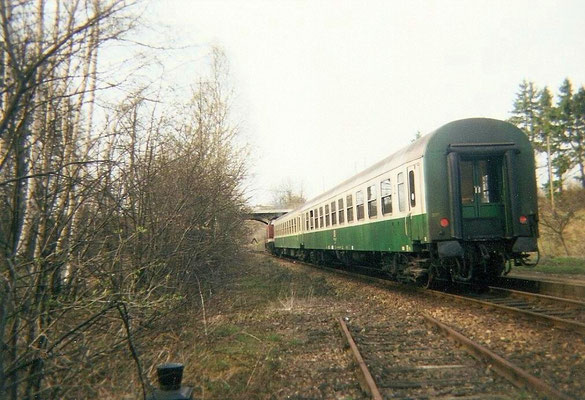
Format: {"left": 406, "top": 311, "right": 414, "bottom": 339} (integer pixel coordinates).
{"left": 268, "top": 256, "right": 584, "bottom": 399}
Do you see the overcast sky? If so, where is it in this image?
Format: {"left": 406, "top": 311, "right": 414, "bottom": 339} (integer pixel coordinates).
{"left": 147, "top": 0, "right": 585, "bottom": 205}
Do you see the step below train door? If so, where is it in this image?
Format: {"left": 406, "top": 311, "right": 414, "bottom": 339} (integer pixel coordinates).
{"left": 459, "top": 156, "right": 505, "bottom": 239}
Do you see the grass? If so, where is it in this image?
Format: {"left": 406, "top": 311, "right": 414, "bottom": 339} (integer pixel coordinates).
{"left": 514, "top": 256, "right": 585, "bottom": 275}
{"left": 166, "top": 255, "right": 334, "bottom": 399}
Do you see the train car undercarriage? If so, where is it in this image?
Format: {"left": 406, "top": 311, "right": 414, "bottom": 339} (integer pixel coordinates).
{"left": 268, "top": 240, "right": 537, "bottom": 289}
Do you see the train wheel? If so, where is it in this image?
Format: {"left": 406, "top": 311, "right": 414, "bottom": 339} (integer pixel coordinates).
{"left": 424, "top": 265, "right": 438, "bottom": 289}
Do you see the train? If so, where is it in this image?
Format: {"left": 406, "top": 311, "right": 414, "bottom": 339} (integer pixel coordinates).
{"left": 266, "top": 118, "right": 539, "bottom": 287}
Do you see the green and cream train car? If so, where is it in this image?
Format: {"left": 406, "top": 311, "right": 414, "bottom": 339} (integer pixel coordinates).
{"left": 266, "top": 118, "right": 539, "bottom": 285}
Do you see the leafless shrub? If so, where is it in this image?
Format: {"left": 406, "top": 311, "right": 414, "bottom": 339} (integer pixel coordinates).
{"left": 0, "top": 1, "right": 248, "bottom": 398}
{"left": 538, "top": 189, "right": 585, "bottom": 256}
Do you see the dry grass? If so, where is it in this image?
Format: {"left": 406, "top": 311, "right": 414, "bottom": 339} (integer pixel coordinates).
{"left": 98, "top": 254, "right": 336, "bottom": 399}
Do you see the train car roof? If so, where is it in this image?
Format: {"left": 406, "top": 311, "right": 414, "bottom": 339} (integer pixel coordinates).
{"left": 274, "top": 118, "right": 528, "bottom": 222}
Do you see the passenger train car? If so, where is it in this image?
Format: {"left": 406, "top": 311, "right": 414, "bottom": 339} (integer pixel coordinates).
{"left": 266, "top": 118, "right": 539, "bottom": 286}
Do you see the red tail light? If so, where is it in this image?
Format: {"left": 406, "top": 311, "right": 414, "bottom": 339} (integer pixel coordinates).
{"left": 440, "top": 218, "right": 450, "bottom": 228}
{"left": 519, "top": 215, "right": 528, "bottom": 224}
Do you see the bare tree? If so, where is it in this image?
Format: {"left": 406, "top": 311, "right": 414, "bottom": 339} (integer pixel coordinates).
{"left": 271, "top": 178, "right": 306, "bottom": 208}
{"left": 538, "top": 190, "right": 585, "bottom": 256}
{"left": 0, "top": 1, "right": 138, "bottom": 398}
{"left": 0, "top": 2, "right": 249, "bottom": 397}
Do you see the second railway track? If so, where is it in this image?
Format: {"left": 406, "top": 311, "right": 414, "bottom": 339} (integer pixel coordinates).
{"left": 428, "top": 286, "right": 585, "bottom": 335}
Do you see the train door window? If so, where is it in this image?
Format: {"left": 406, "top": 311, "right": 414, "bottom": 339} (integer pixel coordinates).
{"left": 356, "top": 190, "right": 365, "bottom": 220}
{"left": 331, "top": 201, "right": 337, "bottom": 225}
{"left": 319, "top": 207, "right": 324, "bottom": 228}
{"left": 338, "top": 198, "right": 345, "bottom": 224}
{"left": 325, "top": 205, "right": 330, "bottom": 227}
{"left": 310, "top": 210, "right": 314, "bottom": 230}
{"left": 346, "top": 195, "right": 354, "bottom": 222}
{"left": 397, "top": 172, "right": 406, "bottom": 212}
{"left": 367, "top": 184, "right": 377, "bottom": 218}
{"left": 460, "top": 161, "right": 474, "bottom": 204}
{"left": 408, "top": 170, "right": 416, "bottom": 208}
{"left": 478, "top": 159, "right": 501, "bottom": 203}
{"left": 381, "top": 178, "right": 392, "bottom": 215}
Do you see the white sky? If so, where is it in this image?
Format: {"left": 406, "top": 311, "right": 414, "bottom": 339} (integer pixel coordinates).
{"left": 147, "top": 0, "right": 585, "bottom": 205}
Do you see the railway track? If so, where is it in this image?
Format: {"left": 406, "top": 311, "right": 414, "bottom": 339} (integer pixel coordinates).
{"left": 494, "top": 276, "right": 585, "bottom": 300}
{"left": 267, "top": 252, "right": 585, "bottom": 336}
{"left": 338, "top": 315, "right": 573, "bottom": 399}
{"left": 428, "top": 287, "right": 585, "bottom": 335}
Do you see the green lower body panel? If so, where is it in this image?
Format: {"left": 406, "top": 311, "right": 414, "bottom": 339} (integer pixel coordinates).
{"left": 274, "top": 214, "right": 429, "bottom": 253}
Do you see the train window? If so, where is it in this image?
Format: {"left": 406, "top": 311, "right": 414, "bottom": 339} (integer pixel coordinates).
{"left": 479, "top": 159, "right": 502, "bottom": 203}
{"left": 381, "top": 178, "right": 392, "bottom": 215}
{"left": 356, "top": 190, "right": 364, "bottom": 220}
{"left": 367, "top": 184, "right": 377, "bottom": 218}
{"left": 397, "top": 172, "right": 406, "bottom": 212}
{"left": 331, "top": 201, "right": 337, "bottom": 225}
{"left": 319, "top": 207, "right": 324, "bottom": 228}
{"left": 338, "top": 198, "right": 344, "bottom": 224}
{"left": 310, "top": 210, "right": 314, "bottom": 230}
{"left": 346, "top": 194, "right": 354, "bottom": 222}
{"left": 408, "top": 170, "right": 416, "bottom": 208}
{"left": 305, "top": 213, "right": 309, "bottom": 230}
{"left": 460, "top": 161, "right": 474, "bottom": 204}
{"left": 325, "top": 205, "right": 330, "bottom": 227}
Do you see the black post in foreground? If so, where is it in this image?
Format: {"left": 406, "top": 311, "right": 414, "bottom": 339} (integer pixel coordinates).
{"left": 146, "top": 363, "right": 194, "bottom": 400}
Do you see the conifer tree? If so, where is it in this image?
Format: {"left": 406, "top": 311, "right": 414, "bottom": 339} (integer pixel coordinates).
{"left": 510, "top": 80, "right": 541, "bottom": 150}
{"left": 571, "top": 86, "right": 585, "bottom": 187}
{"left": 536, "top": 86, "right": 556, "bottom": 204}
